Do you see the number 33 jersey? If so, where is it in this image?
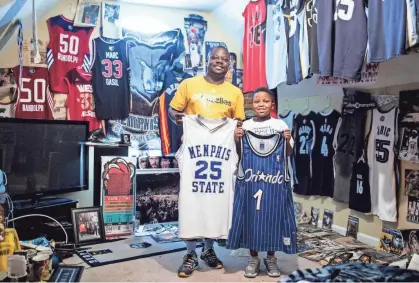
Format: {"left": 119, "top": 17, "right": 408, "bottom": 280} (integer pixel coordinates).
{"left": 91, "top": 37, "right": 130, "bottom": 120}
{"left": 367, "top": 107, "right": 398, "bottom": 222}
{"left": 176, "top": 115, "right": 238, "bottom": 239}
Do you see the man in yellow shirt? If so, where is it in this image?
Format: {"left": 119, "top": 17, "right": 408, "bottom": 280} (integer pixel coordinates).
{"left": 168, "top": 46, "right": 244, "bottom": 278}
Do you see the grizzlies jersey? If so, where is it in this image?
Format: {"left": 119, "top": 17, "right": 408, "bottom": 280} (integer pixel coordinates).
{"left": 266, "top": 0, "right": 287, "bottom": 88}
{"left": 367, "top": 107, "right": 398, "bottom": 222}
{"left": 305, "top": 0, "right": 319, "bottom": 74}
{"left": 176, "top": 115, "right": 238, "bottom": 239}
{"left": 293, "top": 111, "right": 316, "bottom": 195}
{"left": 312, "top": 110, "right": 341, "bottom": 197}
{"left": 349, "top": 160, "right": 371, "bottom": 213}
{"left": 315, "top": 0, "right": 334, "bottom": 76}
{"left": 367, "top": 1, "right": 406, "bottom": 62}
{"left": 333, "top": 0, "right": 367, "bottom": 81}
{"left": 283, "top": 0, "right": 309, "bottom": 85}
{"left": 158, "top": 70, "right": 192, "bottom": 156}
{"left": 46, "top": 15, "right": 93, "bottom": 94}
{"left": 333, "top": 110, "right": 367, "bottom": 203}
{"left": 227, "top": 131, "right": 296, "bottom": 252}
{"left": 243, "top": 0, "right": 268, "bottom": 93}
{"left": 91, "top": 37, "right": 130, "bottom": 120}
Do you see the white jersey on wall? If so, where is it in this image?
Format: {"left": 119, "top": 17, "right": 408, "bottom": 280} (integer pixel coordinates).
{"left": 367, "top": 107, "right": 398, "bottom": 222}
{"left": 176, "top": 115, "right": 238, "bottom": 239}
{"left": 265, "top": 0, "right": 287, "bottom": 88}
{"left": 0, "top": 103, "right": 14, "bottom": 118}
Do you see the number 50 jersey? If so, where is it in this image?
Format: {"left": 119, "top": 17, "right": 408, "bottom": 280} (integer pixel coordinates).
{"left": 176, "top": 115, "right": 238, "bottom": 239}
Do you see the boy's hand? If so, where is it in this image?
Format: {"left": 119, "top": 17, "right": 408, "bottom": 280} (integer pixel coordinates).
{"left": 235, "top": 121, "right": 244, "bottom": 142}
{"left": 284, "top": 129, "right": 291, "bottom": 141}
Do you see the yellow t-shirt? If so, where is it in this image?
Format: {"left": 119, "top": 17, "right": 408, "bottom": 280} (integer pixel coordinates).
{"left": 169, "top": 76, "right": 245, "bottom": 120}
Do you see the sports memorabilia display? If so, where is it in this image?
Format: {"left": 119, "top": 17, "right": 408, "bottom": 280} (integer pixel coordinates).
{"left": 184, "top": 14, "right": 207, "bottom": 72}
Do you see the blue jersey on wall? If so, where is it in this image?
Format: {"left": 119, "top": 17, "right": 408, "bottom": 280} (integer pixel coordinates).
{"left": 227, "top": 131, "right": 297, "bottom": 252}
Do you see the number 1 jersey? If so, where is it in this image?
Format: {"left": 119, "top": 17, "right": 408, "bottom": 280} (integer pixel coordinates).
{"left": 176, "top": 115, "right": 238, "bottom": 239}
{"left": 91, "top": 37, "right": 130, "bottom": 120}
{"left": 46, "top": 15, "right": 93, "bottom": 94}
{"left": 13, "top": 66, "right": 53, "bottom": 119}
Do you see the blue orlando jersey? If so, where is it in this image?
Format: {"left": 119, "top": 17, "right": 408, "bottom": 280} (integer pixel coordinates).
{"left": 227, "top": 131, "right": 297, "bottom": 252}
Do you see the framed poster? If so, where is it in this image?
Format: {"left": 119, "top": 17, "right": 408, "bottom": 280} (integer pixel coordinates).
{"left": 101, "top": 157, "right": 136, "bottom": 239}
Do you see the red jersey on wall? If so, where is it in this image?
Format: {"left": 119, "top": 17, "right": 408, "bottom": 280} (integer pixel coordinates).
{"left": 47, "top": 15, "right": 93, "bottom": 94}
{"left": 64, "top": 67, "right": 101, "bottom": 132}
{"left": 242, "top": 0, "right": 268, "bottom": 93}
{"left": 13, "top": 66, "right": 53, "bottom": 119}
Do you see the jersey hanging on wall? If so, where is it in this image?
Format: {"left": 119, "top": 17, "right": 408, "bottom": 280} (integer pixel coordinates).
{"left": 46, "top": 15, "right": 93, "bottom": 94}
{"left": 176, "top": 115, "right": 238, "bottom": 239}
{"left": 305, "top": 0, "right": 319, "bottom": 74}
{"left": 367, "top": 107, "right": 398, "bottom": 222}
{"left": 265, "top": 0, "right": 287, "bottom": 89}
{"left": 227, "top": 131, "right": 296, "bottom": 253}
{"left": 107, "top": 28, "right": 186, "bottom": 155}
{"left": 64, "top": 67, "right": 101, "bottom": 132}
{"left": 91, "top": 37, "right": 130, "bottom": 120}
{"left": 349, "top": 157, "right": 371, "bottom": 213}
{"left": 158, "top": 70, "right": 192, "bottom": 156}
{"left": 293, "top": 111, "right": 316, "bottom": 195}
{"left": 12, "top": 66, "right": 53, "bottom": 119}
{"left": 283, "top": 0, "right": 309, "bottom": 85}
{"left": 312, "top": 110, "right": 341, "bottom": 197}
{"left": 243, "top": 0, "right": 268, "bottom": 93}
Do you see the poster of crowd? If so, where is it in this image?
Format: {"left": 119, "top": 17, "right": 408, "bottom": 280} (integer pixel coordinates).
{"left": 136, "top": 173, "right": 179, "bottom": 224}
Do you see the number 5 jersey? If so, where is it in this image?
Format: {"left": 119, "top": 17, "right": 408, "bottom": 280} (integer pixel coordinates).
{"left": 176, "top": 115, "right": 238, "bottom": 239}
{"left": 367, "top": 107, "right": 398, "bottom": 222}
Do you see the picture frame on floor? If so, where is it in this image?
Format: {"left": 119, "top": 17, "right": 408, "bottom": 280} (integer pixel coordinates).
{"left": 71, "top": 207, "right": 105, "bottom": 245}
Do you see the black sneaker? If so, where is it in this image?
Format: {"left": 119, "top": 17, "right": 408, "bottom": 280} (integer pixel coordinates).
{"left": 200, "top": 248, "right": 223, "bottom": 269}
{"left": 178, "top": 251, "right": 198, "bottom": 278}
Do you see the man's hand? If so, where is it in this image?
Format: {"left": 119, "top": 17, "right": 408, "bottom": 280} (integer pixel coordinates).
{"left": 283, "top": 129, "right": 291, "bottom": 141}
{"left": 174, "top": 113, "right": 185, "bottom": 125}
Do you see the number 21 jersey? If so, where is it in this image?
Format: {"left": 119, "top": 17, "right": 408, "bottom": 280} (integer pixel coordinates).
{"left": 176, "top": 115, "right": 238, "bottom": 239}
{"left": 47, "top": 15, "right": 93, "bottom": 94}
{"left": 13, "top": 66, "right": 53, "bottom": 119}
{"left": 293, "top": 111, "right": 316, "bottom": 195}
{"left": 367, "top": 107, "right": 398, "bottom": 222}
{"left": 91, "top": 37, "right": 130, "bottom": 120}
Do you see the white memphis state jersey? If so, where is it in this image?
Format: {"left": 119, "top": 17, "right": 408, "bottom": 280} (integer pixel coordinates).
{"left": 176, "top": 115, "right": 238, "bottom": 239}
{"left": 367, "top": 107, "right": 398, "bottom": 222}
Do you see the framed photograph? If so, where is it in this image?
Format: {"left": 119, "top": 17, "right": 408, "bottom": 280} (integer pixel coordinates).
{"left": 74, "top": 0, "right": 101, "bottom": 27}
{"left": 71, "top": 207, "right": 105, "bottom": 245}
{"left": 49, "top": 266, "right": 84, "bottom": 282}
{"left": 102, "top": 2, "right": 122, "bottom": 39}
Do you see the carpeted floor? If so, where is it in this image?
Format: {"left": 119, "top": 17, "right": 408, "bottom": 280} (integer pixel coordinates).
{"left": 64, "top": 246, "right": 321, "bottom": 281}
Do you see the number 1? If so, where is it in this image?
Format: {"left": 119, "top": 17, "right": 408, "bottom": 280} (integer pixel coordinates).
{"left": 253, "top": 189, "right": 263, "bottom": 211}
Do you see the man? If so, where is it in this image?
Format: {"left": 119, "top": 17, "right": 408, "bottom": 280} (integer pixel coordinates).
{"left": 168, "top": 46, "right": 245, "bottom": 278}
{"left": 148, "top": 156, "right": 160, "bottom": 169}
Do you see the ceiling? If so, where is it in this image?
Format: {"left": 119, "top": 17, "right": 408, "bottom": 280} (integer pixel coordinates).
{"left": 117, "top": 0, "right": 227, "bottom": 11}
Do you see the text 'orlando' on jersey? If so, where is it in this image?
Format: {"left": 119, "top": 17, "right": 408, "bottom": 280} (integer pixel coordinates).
{"left": 176, "top": 115, "right": 238, "bottom": 239}
{"left": 12, "top": 66, "right": 53, "bottom": 119}
{"left": 46, "top": 15, "right": 93, "bottom": 94}
{"left": 64, "top": 67, "right": 101, "bottom": 132}
{"left": 91, "top": 37, "right": 130, "bottom": 120}
{"left": 243, "top": 0, "right": 268, "bottom": 93}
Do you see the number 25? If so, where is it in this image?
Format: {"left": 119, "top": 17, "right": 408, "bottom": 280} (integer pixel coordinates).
{"left": 195, "top": 161, "right": 222, "bottom": 180}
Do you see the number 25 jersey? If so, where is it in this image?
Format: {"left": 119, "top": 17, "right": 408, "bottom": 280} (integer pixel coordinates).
{"left": 176, "top": 115, "right": 238, "bottom": 239}
{"left": 91, "top": 37, "right": 130, "bottom": 120}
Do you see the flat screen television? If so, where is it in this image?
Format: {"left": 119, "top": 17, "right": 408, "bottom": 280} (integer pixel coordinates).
{"left": 0, "top": 118, "right": 89, "bottom": 200}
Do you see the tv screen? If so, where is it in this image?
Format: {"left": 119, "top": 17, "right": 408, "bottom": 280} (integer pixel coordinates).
{"left": 0, "top": 119, "right": 88, "bottom": 199}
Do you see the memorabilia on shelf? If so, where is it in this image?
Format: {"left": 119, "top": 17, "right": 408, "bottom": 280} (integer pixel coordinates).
{"left": 71, "top": 207, "right": 105, "bottom": 245}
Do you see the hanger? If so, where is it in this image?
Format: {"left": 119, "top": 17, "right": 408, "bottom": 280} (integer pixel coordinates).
{"left": 358, "top": 149, "right": 366, "bottom": 163}
{"left": 279, "top": 99, "right": 291, "bottom": 117}
{"left": 321, "top": 95, "right": 333, "bottom": 114}
{"left": 301, "top": 98, "right": 310, "bottom": 115}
